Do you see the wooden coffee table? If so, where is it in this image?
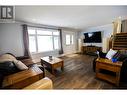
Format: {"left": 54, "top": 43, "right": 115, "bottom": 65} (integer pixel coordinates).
{"left": 96, "top": 58, "right": 123, "bottom": 86}
{"left": 41, "top": 57, "right": 64, "bottom": 75}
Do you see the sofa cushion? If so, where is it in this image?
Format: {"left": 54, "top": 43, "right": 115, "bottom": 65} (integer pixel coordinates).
{"left": 106, "top": 49, "right": 117, "bottom": 59}
{"left": 0, "top": 54, "right": 16, "bottom": 62}
{"left": 0, "top": 61, "right": 20, "bottom": 76}
{"left": 113, "top": 50, "right": 127, "bottom": 61}
{"left": 0, "top": 54, "right": 17, "bottom": 65}
{"left": 0, "top": 53, "right": 28, "bottom": 70}
{"left": 118, "top": 54, "right": 127, "bottom": 61}
{"left": 13, "top": 60, "right": 28, "bottom": 70}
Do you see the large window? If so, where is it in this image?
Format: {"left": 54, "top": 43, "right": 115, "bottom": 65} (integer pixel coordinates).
{"left": 28, "top": 27, "right": 60, "bottom": 53}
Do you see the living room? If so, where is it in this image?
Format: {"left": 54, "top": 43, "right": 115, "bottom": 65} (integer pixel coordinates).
{"left": 0, "top": 5, "right": 127, "bottom": 91}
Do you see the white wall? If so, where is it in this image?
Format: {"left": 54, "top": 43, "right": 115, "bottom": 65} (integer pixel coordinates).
{"left": 0, "top": 23, "right": 78, "bottom": 61}
{"left": 0, "top": 23, "right": 24, "bottom": 56}
{"left": 78, "top": 24, "right": 113, "bottom": 52}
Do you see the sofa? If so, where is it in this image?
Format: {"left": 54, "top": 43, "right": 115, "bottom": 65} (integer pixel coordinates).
{"left": 0, "top": 53, "right": 53, "bottom": 89}
{"left": 93, "top": 49, "right": 127, "bottom": 87}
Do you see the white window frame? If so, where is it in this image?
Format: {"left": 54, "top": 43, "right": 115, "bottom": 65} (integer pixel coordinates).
{"left": 28, "top": 27, "right": 60, "bottom": 53}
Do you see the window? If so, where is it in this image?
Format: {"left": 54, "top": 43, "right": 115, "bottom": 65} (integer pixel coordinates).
{"left": 38, "top": 36, "right": 53, "bottom": 52}
{"left": 66, "top": 34, "right": 74, "bottom": 45}
{"left": 28, "top": 27, "right": 60, "bottom": 53}
{"left": 66, "top": 35, "right": 71, "bottom": 45}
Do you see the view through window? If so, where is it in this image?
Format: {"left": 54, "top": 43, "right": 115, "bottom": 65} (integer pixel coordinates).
{"left": 66, "top": 34, "right": 74, "bottom": 45}
{"left": 28, "top": 27, "right": 60, "bottom": 53}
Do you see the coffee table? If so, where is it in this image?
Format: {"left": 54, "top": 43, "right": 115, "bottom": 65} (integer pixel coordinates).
{"left": 41, "top": 57, "right": 64, "bottom": 75}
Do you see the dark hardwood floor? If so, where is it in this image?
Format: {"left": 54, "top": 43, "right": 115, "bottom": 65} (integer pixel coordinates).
{"left": 44, "top": 54, "right": 117, "bottom": 89}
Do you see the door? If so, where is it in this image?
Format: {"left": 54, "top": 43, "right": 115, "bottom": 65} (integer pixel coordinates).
{"left": 63, "top": 31, "right": 76, "bottom": 54}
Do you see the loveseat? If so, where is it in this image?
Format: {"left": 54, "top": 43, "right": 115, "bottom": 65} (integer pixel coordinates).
{"left": 0, "top": 53, "right": 52, "bottom": 89}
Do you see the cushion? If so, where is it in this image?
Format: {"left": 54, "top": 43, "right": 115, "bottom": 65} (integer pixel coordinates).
{"left": 13, "top": 60, "right": 28, "bottom": 70}
{"left": 0, "top": 54, "right": 17, "bottom": 63}
{"left": 106, "top": 49, "right": 117, "bottom": 59}
{"left": 113, "top": 50, "right": 127, "bottom": 61}
{"left": 112, "top": 52, "right": 121, "bottom": 59}
{"left": 0, "top": 61, "right": 20, "bottom": 76}
{"left": 0, "top": 53, "right": 28, "bottom": 70}
{"left": 118, "top": 54, "right": 127, "bottom": 61}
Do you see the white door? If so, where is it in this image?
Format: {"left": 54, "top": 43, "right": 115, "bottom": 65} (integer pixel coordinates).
{"left": 63, "top": 31, "right": 76, "bottom": 54}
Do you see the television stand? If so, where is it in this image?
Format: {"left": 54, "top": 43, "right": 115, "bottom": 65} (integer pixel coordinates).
{"left": 81, "top": 46, "right": 102, "bottom": 56}
{"left": 87, "top": 45, "right": 95, "bottom": 47}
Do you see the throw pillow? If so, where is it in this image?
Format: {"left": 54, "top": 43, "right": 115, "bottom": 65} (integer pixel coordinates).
{"left": 113, "top": 50, "right": 127, "bottom": 61}
{"left": 13, "top": 60, "right": 28, "bottom": 70}
{"left": 112, "top": 51, "right": 121, "bottom": 59}
{"left": 106, "top": 49, "right": 117, "bottom": 59}
{"left": 118, "top": 54, "right": 127, "bottom": 61}
{"left": 0, "top": 61, "right": 20, "bottom": 76}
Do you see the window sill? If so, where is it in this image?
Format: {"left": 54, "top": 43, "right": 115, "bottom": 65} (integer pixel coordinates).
{"left": 31, "top": 50, "right": 60, "bottom": 55}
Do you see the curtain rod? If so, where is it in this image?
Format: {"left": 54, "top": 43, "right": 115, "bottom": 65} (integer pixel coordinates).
{"left": 27, "top": 25, "right": 61, "bottom": 30}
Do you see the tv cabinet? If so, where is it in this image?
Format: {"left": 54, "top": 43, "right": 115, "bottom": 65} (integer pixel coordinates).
{"left": 81, "top": 46, "right": 102, "bottom": 56}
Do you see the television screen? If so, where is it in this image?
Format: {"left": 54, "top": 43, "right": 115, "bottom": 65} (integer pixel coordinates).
{"left": 83, "top": 31, "right": 102, "bottom": 43}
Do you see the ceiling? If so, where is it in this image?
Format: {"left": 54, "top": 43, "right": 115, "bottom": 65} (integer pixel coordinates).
{"left": 15, "top": 6, "right": 127, "bottom": 30}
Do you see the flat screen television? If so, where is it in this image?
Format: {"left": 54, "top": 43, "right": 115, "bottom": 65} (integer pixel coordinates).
{"left": 83, "top": 31, "right": 102, "bottom": 43}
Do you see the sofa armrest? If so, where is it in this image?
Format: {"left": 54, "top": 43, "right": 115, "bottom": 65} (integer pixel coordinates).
{"left": 23, "top": 77, "right": 53, "bottom": 89}
{"left": 16, "top": 56, "right": 30, "bottom": 60}
{"left": 20, "top": 58, "right": 35, "bottom": 66}
{"left": 2, "top": 64, "right": 44, "bottom": 89}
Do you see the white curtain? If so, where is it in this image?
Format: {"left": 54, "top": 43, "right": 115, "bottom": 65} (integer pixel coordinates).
{"left": 113, "top": 17, "right": 122, "bottom": 35}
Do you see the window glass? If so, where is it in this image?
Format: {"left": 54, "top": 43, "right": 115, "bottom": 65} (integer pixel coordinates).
{"left": 29, "top": 36, "right": 36, "bottom": 52}
{"left": 38, "top": 36, "right": 53, "bottom": 52}
{"left": 37, "top": 30, "right": 52, "bottom": 35}
{"left": 28, "top": 27, "right": 60, "bottom": 53}
{"left": 54, "top": 37, "right": 59, "bottom": 49}
{"left": 28, "top": 29, "right": 36, "bottom": 34}
{"left": 53, "top": 31, "right": 59, "bottom": 35}
{"left": 66, "top": 35, "right": 71, "bottom": 45}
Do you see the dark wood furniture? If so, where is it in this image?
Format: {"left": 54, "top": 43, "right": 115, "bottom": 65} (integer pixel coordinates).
{"left": 3, "top": 64, "right": 44, "bottom": 89}
{"left": 41, "top": 57, "right": 64, "bottom": 75}
{"left": 23, "top": 77, "right": 53, "bottom": 89}
{"left": 0, "top": 53, "right": 54, "bottom": 89}
{"left": 82, "top": 46, "right": 102, "bottom": 55}
{"left": 96, "top": 58, "right": 123, "bottom": 86}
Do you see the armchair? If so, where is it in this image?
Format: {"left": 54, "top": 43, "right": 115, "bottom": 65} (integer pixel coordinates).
{"left": 92, "top": 49, "right": 127, "bottom": 87}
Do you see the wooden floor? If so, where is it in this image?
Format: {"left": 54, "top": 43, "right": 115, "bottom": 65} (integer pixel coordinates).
{"left": 45, "top": 54, "right": 117, "bottom": 89}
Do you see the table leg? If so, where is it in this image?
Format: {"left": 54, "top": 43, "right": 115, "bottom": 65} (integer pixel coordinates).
{"left": 116, "top": 72, "right": 120, "bottom": 86}
{"left": 61, "top": 61, "right": 64, "bottom": 71}
{"left": 51, "top": 66, "right": 55, "bottom": 75}
{"left": 40, "top": 59, "right": 45, "bottom": 78}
